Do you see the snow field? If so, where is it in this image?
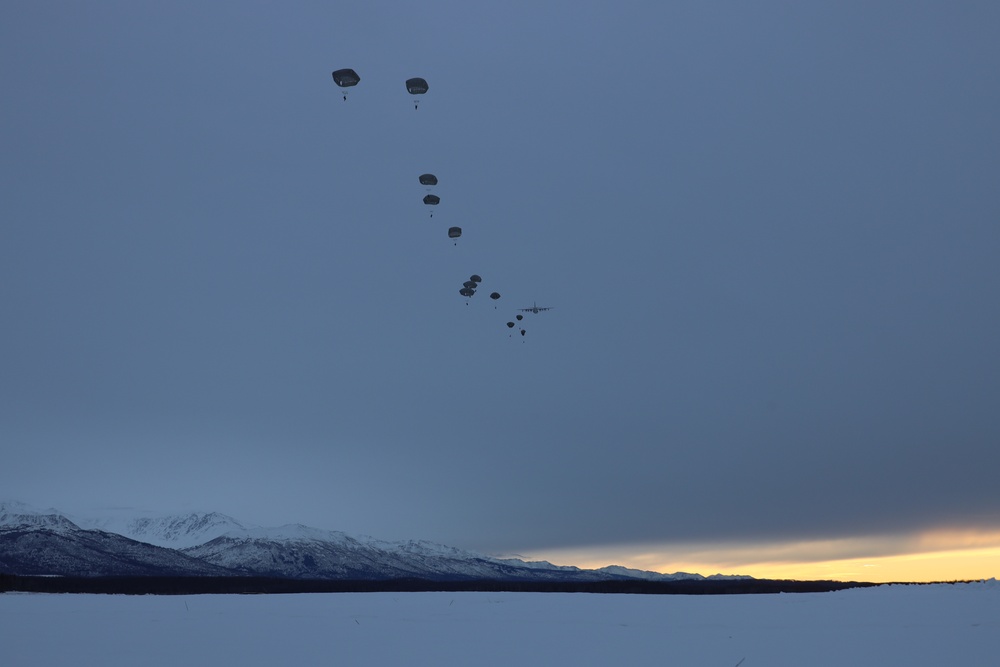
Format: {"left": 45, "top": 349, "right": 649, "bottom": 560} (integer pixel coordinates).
{"left": 1, "top": 581, "right": 997, "bottom": 666}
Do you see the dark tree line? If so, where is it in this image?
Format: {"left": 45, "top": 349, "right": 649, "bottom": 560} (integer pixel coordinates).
{"left": 0, "top": 573, "right": 881, "bottom": 596}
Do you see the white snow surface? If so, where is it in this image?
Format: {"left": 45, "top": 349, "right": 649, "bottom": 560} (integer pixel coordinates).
{"left": 2, "top": 581, "right": 998, "bottom": 666}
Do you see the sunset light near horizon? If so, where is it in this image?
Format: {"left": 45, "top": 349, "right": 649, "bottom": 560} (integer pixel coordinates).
{"left": 531, "top": 531, "right": 1000, "bottom": 583}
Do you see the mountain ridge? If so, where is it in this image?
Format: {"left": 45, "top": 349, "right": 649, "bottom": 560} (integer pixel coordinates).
{"left": 1, "top": 501, "right": 750, "bottom": 582}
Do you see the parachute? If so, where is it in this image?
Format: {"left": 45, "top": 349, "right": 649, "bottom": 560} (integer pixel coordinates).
{"left": 470, "top": 275, "right": 482, "bottom": 283}
{"left": 423, "top": 194, "right": 440, "bottom": 217}
{"left": 331, "top": 69, "right": 360, "bottom": 100}
{"left": 419, "top": 173, "right": 438, "bottom": 187}
{"left": 506, "top": 322, "right": 515, "bottom": 328}
{"left": 459, "top": 287, "right": 475, "bottom": 297}
{"left": 489, "top": 292, "right": 500, "bottom": 300}
{"left": 516, "top": 314, "right": 523, "bottom": 321}
{"left": 406, "top": 77, "right": 429, "bottom": 109}
{"left": 463, "top": 281, "right": 477, "bottom": 289}
{"left": 448, "top": 227, "right": 462, "bottom": 241}
{"left": 406, "top": 77, "right": 429, "bottom": 94}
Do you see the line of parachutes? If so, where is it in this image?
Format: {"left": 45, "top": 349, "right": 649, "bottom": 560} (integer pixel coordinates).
{"left": 332, "top": 68, "right": 538, "bottom": 340}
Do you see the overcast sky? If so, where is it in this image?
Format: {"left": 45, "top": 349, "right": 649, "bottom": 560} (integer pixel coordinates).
{"left": 3, "top": 1, "right": 999, "bottom": 574}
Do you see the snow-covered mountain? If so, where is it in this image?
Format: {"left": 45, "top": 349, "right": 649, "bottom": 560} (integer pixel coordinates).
{"left": 74, "top": 508, "right": 250, "bottom": 549}
{"left": 0, "top": 501, "right": 235, "bottom": 577}
{"left": 179, "top": 525, "right": 646, "bottom": 581}
{"left": 1, "top": 500, "right": 78, "bottom": 533}
{"left": 1, "top": 501, "right": 748, "bottom": 581}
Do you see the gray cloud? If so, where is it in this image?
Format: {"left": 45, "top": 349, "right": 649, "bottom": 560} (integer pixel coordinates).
{"left": 2, "top": 1, "right": 999, "bottom": 562}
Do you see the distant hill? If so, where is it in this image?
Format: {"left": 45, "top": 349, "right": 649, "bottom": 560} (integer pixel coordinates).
{"left": 1, "top": 500, "right": 749, "bottom": 583}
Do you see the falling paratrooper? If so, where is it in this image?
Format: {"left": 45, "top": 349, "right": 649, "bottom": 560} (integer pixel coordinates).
{"left": 331, "top": 68, "right": 360, "bottom": 101}
{"left": 459, "top": 275, "right": 477, "bottom": 304}
{"left": 423, "top": 194, "right": 440, "bottom": 217}
{"left": 406, "top": 77, "right": 428, "bottom": 109}
{"left": 505, "top": 321, "right": 526, "bottom": 339}
{"left": 448, "top": 226, "right": 462, "bottom": 245}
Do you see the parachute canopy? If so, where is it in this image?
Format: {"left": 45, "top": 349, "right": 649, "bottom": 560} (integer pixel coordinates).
{"left": 507, "top": 322, "right": 515, "bottom": 328}
{"left": 407, "top": 78, "right": 429, "bottom": 108}
{"left": 470, "top": 275, "right": 482, "bottom": 283}
{"left": 332, "top": 69, "right": 361, "bottom": 100}
{"left": 423, "top": 195, "right": 440, "bottom": 206}
{"left": 406, "top": 77, "right": 429, "bottom": 94}
{"left": 490, "top": 292, "right": 501, "bottom": 300}
{"left": 419, "top": 173, "right": 438, "bottom": 186}
{"left": 448, "top": 227, "right": 462, "bottom": 239}
{"left": 463, "top": 280, "right": 477, "bottom": 289}
{"left": 459, "top": 287, "right": 475, "bottom": 297}
{"left": 332, "top": 69, "right": 360, "bottom": 87}
{"left": 516, "top": 314, "right": 523, "bottom": 321}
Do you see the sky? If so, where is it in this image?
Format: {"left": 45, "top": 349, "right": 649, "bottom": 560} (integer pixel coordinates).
{"left": 2, "top": 1, "right": 999, "bottom": 583}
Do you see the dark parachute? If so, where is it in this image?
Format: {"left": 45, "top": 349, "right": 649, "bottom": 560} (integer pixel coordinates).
{"left": 459, "top": 287, "right": 475, "bottom": 297}
{"left": 448, "top": 227, "right": 462, "bottom": 242}
{"left": 332, "top": 69, "right": 360, "bottom": 86}
{"left": 463, "top": 281, "right": 477, "bottom": 289}
{"left": 489, "top": 292, "right": 500, "bottom": 300}
{"left": 506, "top": 321, "right": 515, "bottom": 328}
{"left": 419, "top": 173, "right": 438, "bottom": 187}
{"left": 423, "top": 194, "right": 440, "bottom": 217}
{"left": 331, "top": 69, "right": 360, "bottom": 100}
{"left": 516, "top": 314, "right": 524, "bottom": 321}
{"left": 406, "top": 77, "right": 429, "bottom": 109}
{"left": 406, "top": 77, "right": 429, "bottom": 93}
{"left": 470, "top": 275, "right": 482, "bottom": 283}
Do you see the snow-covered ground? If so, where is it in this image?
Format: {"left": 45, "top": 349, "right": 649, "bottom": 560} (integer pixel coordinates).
{"left": 2, "top": 581, "right": 997, "bottom": 666}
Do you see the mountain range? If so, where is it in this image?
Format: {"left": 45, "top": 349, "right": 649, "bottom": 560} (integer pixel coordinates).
{"left": 1, "top": 500, "right": 746, "bottom": 582}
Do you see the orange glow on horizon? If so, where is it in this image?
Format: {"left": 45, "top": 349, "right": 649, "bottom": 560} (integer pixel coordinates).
{"left": 653, "top": 547, "right": 1000, "bottom": 583}
{"left": 524, "top": 531, "right": 1000, "bottom": 583}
